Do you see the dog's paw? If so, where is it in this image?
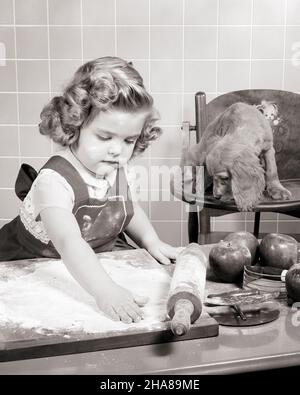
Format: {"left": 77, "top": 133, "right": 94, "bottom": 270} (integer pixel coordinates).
{"left": 267, "top": 185, "right": 292, "bottom": 200}
{"left": 237, "top": 203, "right": 255, "bottom": 212}
{"left": 235, "top": 200, "right": 256, "bottom": 211}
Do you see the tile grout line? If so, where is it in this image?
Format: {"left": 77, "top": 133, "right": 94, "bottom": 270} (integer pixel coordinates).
{"left": 282, "top": 0, "right": 288, "bottom": 95}
{"left": 2, "top": 23, "right": 300, "bottom": 27}
{"left": 80, "top": 0, "right": 84, "bottom": 64}
{"left": 246, "top": 0, "right": 254, "bottom": 232}
{"left": 46, "top": 0, "right": 54, "bottom": 155}
{"left": 114, "top": 0, "right": 117, "bottom": 56}
{"left": 212, "top": 0, "right": 220, "bottom": 233}
{"left": 148, "top": 0, "right": 152, "bottom": 221}
{"left": 2, "top": 57, "right": 299, "bottom": 62}
{"left": 12, "top": 0, "right": 21, "bottom": 167}
{"left": 180, "top": 0, "right": 185, "bottom": 245}
{"left": 277, "top": 0, "right": 289, "bottom": 233}
{"left": 249, "top": 0, "right": 254, "bottom": 93}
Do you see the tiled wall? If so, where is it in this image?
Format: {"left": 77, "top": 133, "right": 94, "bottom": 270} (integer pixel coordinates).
{"left": 0, "top": 0, "right": 300, "bottom": 247}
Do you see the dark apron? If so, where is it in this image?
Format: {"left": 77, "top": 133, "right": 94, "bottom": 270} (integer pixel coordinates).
{"left": 0, "top": 156, "right": 134, "bottom": 261}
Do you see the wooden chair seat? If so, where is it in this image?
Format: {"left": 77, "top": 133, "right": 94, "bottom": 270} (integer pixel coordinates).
{"left": 202, "top": 179, "right": 300, "bottom": 211}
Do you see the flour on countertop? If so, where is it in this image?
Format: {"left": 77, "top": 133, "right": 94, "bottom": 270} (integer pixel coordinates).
{"left": 0, "top": 258, "right": 172, "bottom": 334}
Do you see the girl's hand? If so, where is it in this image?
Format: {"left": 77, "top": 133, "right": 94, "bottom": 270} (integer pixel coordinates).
{"left": 147, "top": 241, "right": 183, "bottom": 265}
{"left": 95, "top": 283, "right": 149, "bottom": 324}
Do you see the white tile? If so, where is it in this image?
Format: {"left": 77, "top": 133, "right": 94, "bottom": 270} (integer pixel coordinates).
{"left": 150, "top": 61, "right": 182, "bottom": 93}
{"left": 82, "top": 0, "right": 115, "bottom": 25}
{"left": 285, "top": 27, "right": 300, "bottom": 60}
{"left": 286, "top": 0, "right": 300, "bottom": 25}
{"left": 217, "top": 61, "right": 250, "bottom": 92}
{"left": 218, "top": 26, "right": 251, "bottom": 59}
{"left": 50, "top": 27, "right": 81, "bottom": 59}
{"left": 253, "top": 0, "right": 286, "bottom": 25}
{"left": 0, "top": 158, "right": 19, "bottom": 188}
{"left": 184, "top": 61, "right": 216, "bottom": 93}
{"left": 0, "top": 126, "right": 19, "bottom": 155}
{"left": 0, "top": 27, "right": 16, "bottom": 59}
{"left": 20, "top": 126, "right": 52, "bottom": 157}
{"left": 278, "top": 221, "right": 300, "bottom": 234}
{"left": 116, "top": 26, "right": 149, "bottom": 59}
{"left": 83, "top": 27, "right": 115, "bottom": 60}
{"left": 0, "top": 220, "right": 11, "bottom": 227}
{"left": 18, "top": 60, "right": 49, "bottom": 92}
{"left": 0, "top": 189, "right": 19, "bottom": 219}
{"left": 185, "top": 0, "right": 218, "bottom": 25}
{"left": 252, "top": 26, "right": 284, "bottom": 59}
{"left": 150, "top": 26, "right": 182, "bottom": 59}
{"left": 150, "top": 126, "right": 183, "bottom": 158}
{"left": 0, "top": 93, "right": 17, "bottom": 123}
{"left": 50, "top": 60, "right": 82, "bottom": 93}
{"left": 18, "top": 93, "right": 49, "bottom": 124}
{"left": 116, "top": 0, "right": 149, "bottom": 25}
{"left": 219, "top": 0, "right": 252, "bottom": 25}
{"left": 150, "top": 0, "right": 183, "bottom": 25}
{"left": 0, "top": 0, "right": 13, "bottom": 24}
{"left": 49, "top": 0, "right": 81, "bottom": 25}
{"left": 213, "top": 221, "right": 246, "bottom": 232}
{"left": 16, "top": 27, "right": 48, "bottom": 59}
{"left": 15, "top": 0, "right": 47, "bottom": 24}
{"left": 151, "top": 93, "right": 183, "bottom": 126}
{"left": 284, "top": 60, "right": 300, "bottom": 91}
{"left": 130, "top": 60, "right": 149, "bottom": 90}
{"left": 184, "top": 26, "right": 217, "bottom": 59}
{"left": 0, "top": 60, "right": 16, "bottom": 91}
{"left": 250, "top": 60, "right": 283, "bottom": 90}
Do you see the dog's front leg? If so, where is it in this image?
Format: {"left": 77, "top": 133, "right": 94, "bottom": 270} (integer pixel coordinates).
{"left": 264, "top": 147, "right": 292, "bottom": 200}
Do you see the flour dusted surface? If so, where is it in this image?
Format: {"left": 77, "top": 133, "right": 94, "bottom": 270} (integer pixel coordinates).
{"left": 0, "top": 255, "right": 172, "bottom": 335}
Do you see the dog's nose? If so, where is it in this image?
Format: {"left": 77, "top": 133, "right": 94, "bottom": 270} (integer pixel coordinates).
{"left": 214, "top": 194, "right": 221, "bottom": 200}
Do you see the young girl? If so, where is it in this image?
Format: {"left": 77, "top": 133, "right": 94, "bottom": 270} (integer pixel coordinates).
{"left": 0, "top": 57, "right": 180, "bottom": 324}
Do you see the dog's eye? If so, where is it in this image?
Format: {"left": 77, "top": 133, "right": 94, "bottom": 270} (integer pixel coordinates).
{"left": 220, "top": 176, "right": 229, "bottom": 181}
{"left": 220, "top": 178, "right": 229, "bottom": 184}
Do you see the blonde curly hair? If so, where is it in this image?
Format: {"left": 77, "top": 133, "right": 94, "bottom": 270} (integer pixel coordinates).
{"left": 39, "top": 57, "right": 162, "bottom": 157}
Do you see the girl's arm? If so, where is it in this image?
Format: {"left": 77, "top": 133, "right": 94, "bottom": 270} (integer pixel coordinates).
{"left": 125, "top": 203, "right": 181, "bottom": 264}
{"left": 40, "top": 207, "right": 147, "bottom": 323}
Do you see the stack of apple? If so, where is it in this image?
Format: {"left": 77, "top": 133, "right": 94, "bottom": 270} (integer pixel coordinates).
{"left": 209, "top": 231, "right": 300, "bottom": 302}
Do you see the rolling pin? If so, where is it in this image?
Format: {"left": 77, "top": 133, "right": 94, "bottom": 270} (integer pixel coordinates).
{"left": 167, "top": 243, "right": 208, "bottom": 336}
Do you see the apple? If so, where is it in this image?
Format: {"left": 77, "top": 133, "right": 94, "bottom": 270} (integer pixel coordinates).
{"left": 285, "top": 264, "right": 300, "bottom": 302}
{"left": 259, "top": 233, "right": 300, "bottom": 270}
{"left": 209, "top": 240, "right": 252, "bottom": 283}
{"left": 224, "top": 231, "right": 259, "bottom": 264}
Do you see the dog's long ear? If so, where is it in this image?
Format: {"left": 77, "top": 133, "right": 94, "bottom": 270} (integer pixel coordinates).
{"left": 180, "top": 141, "right": 206, "bottom": 167}
{"left": 175, "top": 140, "right": 207, "bottom": 204}
{"left": 230, "top": 149, "right": 265, "bottom": 211}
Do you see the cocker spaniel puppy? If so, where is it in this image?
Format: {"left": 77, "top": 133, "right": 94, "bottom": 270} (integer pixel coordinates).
{"left": 181, "top": 102, "right": 291, "bottom": 211}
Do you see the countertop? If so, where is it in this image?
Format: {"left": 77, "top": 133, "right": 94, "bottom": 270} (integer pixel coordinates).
{"left": 0, "top": 245, "right": 300, "bottom": 375}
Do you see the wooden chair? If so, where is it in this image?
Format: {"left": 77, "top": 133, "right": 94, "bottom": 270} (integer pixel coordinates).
{"left": 178, "top": 89, "right": 300, "bottom": 244}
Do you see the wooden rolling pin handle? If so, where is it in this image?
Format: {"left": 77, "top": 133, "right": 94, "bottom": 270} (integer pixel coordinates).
{"left": 171, "top": 299, "right": 194, "bottom": 336}
{"left": 167, "top": 289, "right": 202, "bottom": 323}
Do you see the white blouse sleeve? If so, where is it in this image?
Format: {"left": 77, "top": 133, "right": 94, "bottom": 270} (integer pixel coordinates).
{"left": 31, "top": 169, "right": 75, "bottom": 218}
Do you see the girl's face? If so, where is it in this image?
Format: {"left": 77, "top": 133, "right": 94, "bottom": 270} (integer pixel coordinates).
{"left": 73, "top": 108, "right": 148, "bottom": 178}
